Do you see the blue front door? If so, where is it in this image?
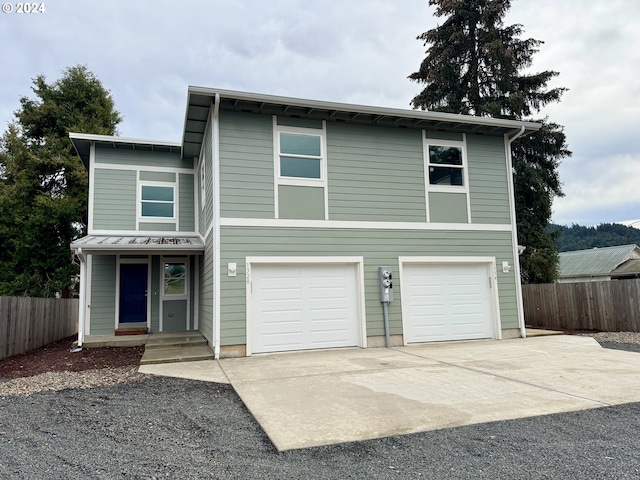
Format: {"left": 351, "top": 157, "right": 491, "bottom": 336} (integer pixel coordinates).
{"left": 119, "top": 263, "right": 148, "bottom": 323}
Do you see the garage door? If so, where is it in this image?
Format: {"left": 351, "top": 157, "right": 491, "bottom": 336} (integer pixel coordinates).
{"left": 250, "top": 264, "right": 360, "bottom": 354}
{"left": 402, "top": 263, "right": 495, "bottom": 343}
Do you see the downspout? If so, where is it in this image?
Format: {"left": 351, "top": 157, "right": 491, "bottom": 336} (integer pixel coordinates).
{"left": 213, "top": 93, "right": 221, "bottom": 359}
{"left": 72, "top": 248, "right": 86, "bottom": 352}
{"left": 505, "top": 126, "right": 527, "bottom": 338}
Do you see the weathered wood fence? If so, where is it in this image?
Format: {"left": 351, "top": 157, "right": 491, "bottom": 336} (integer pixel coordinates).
{"left": 522, "top": 279, "right": 640, "bottom": 332}
{"left": 0, "top": 297, "right": 78, "bottom": 360}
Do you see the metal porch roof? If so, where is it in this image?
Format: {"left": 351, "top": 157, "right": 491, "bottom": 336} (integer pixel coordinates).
{"left": 71, "top": 235, "right": 204, "bottom": 254}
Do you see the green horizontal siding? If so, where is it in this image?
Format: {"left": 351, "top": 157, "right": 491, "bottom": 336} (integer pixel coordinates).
{"left": 467, "top": 134, "right": 511, "bottom": 224}
{"left": 95, "top": 147, "right": 193, "bottom": 170}
{"left": 179, "top": 173, "right": 195, "bottom": 231}
{"left": 90, "top": 255, "right": 116, "bottom": 334}
{"left": 93, "top": 169, "right": 136, "bottom": 230}
{"left": 139, "top": 222, "right": 176, "bottom": 231}
{"left": 219, "top": 226, "right": 517, "bottom": 346}
{"left": 199, "top": 118, "right": 213, "bottom": 236}
{"left": 198, "top": 230, "right": 214, "bottom": 344}
{"left": 219, "top": 110, "right": 274, "bottom": 218}
{"left": 327, "top": 123, "right": 426, "bottom": 222}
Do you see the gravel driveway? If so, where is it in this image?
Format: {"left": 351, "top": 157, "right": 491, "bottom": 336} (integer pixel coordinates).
{"left": 1, "top": 376, "right": 639, "bottom": 478}
{"left": 1, "top": 335, "right": 639, "bottom": 479}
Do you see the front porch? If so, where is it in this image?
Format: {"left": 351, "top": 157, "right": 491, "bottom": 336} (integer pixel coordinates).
{"left": 76, "top": 331, "right": 214, "bottom": 364}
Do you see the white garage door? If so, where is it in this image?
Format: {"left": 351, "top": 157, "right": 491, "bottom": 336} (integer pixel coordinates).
{"left": 403, "top": 263, "right": 495, "bottom": 343}
{"left": 250, "top": 264, "right": 360, "bottom": 354}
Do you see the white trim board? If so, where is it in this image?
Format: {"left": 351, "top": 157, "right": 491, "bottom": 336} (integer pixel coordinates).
{"left": 220, "top": 217, "right": 512, "bottom": 232}
{"left": 244, "top": 256, "right": 368, "bottom": 356}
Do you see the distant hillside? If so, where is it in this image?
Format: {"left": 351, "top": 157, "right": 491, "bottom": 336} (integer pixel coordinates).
{"left": 550, "top": 223, "right": 640, "bottom": 252}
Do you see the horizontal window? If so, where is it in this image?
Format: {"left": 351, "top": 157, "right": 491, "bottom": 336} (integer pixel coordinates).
{"left": 280, "top": 133, "right": 321, "bottom": 157}
{"left": 141, "top": 185, "right": 174, "bottom": 218}
{"left": 429, "top": 145, "right": 462, "bottom": 166}
{"left": 429, "top": 166, "right": 464, "bottom": 186}
{"left": 280, "top": 156, "right": 321, "bottom": 179}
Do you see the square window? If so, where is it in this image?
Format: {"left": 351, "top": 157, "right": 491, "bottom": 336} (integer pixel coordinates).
{"left": 278, "top": 132, "right": 322, "bottom": 180}
{"left": 164, "top": 262, "right": 186, "bottom": 295}
{"left": 427, "top": 144, "right": 465, "bottom": 187}
{"left": 140, "top": 185, "right": 175, "bottom": 218}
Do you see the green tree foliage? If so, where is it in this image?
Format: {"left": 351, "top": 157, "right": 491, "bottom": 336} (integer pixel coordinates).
{"left": 551, "top": 223, "right": 640, "bottom": 252}
{"left": 0, "top": 65, "right": 121, "bottom": 297}
{"left": 409, "top": 0, "right": 571, "bottom": 283}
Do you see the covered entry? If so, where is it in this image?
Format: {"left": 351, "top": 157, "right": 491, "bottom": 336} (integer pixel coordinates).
{"left": 70, "top": 235, "right": 204, "bottom": 345}
{"left": 400, "top": 257, "right": 499, "bottom": 343}
{"left": 247, "top": 257, "right": 365, "bottom": 355}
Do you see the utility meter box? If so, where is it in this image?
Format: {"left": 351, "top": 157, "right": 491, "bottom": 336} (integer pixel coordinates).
{"left": 378, "top": 266, "right": 393, "bottom": 302}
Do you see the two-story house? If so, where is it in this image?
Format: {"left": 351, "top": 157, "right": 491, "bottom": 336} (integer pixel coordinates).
{"left": 70, "top": 86, "right": 539, "bottom": 358}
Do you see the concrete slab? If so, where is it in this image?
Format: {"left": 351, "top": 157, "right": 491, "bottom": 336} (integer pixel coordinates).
{"left": 218, "top": 336, "right": 640, "bottom": 451}
{"left": 140, "top": 344, "right": 214, "bottom": 365}
{"left": 138, "top": 360, "right": 229, "bottom": 384}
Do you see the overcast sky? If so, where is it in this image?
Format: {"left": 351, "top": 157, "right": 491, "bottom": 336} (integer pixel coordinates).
{"left": 2, "top": 0, "right": 638, "bottom": 226}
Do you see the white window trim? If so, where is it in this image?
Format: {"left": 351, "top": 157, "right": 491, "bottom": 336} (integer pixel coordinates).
{"left": 273, "top": 117, "right": 329, "bottom": 220}
{"left": 137, "top": 181, "right": 177, "bottom": 224}
{"left": 423, "top": 132, "right": 471, "bottom": 223}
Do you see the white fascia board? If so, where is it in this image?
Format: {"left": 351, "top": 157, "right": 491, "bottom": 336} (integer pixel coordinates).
{"left": 69, "top": 132, "right": 181, "bottom": 148}
{"left": 187, "top": 85, "right": 542, "bottom": 132}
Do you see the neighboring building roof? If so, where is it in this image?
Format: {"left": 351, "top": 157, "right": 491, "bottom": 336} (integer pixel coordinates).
{"left": 69, "top": 133, "right": 181, "bottom": 168}
{"left": 70, "top": 235, "right": 204, "bottom": 254}
{"left": 182, "top": 86, "right": 542, "bottom": 159}
{"left": 558, "top": 244, "right": 640, "bottom": 278}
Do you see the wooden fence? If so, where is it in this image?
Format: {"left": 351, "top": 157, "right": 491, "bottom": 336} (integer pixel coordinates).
{"left": 0, "top": 297, "right": 78, "bottom": 360}
{"left": 522, "top": 279, "right": 640, "bottom": 332}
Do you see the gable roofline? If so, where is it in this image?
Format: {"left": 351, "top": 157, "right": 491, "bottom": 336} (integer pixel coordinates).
{"left": 558, "top": 244, "right": 640, "bottom": 277}
{"left": 69, "top": 132, "right": 182, "bottom": 168}
{"left": 182, "top": 85, "right": 542, "bottom": 159}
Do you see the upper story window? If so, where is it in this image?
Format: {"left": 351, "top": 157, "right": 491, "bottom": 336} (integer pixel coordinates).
{"left": 424, "top": 137, "right": 468, "bottom": 190}
{"left": 428, "top": 145, "right": 464, "bottom": 186}
{"left": 140, "top": 185, "right": 175, "bottom": 218}
{"left": 278, "top": 132, "right": 323, "bottom": 181}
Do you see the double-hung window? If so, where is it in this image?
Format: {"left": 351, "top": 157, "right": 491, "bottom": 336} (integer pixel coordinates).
{"left": 278, "top": 132, "right": 323, "bottom": 181}
{"left": 427, "top": 144, "right": 465, "bottom": 187}
{"left": 274, "top": 120, "right": 328, "bottom": 220}
{"left": 140, "top": 184, "right": 175, "bottom": 219}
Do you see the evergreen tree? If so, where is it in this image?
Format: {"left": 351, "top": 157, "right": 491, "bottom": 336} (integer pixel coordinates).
{"left": 0, "top": 65, "right": 121, "bottom": 297}
{"left": 409, "top": 0, "right": 571, "bottom": 283}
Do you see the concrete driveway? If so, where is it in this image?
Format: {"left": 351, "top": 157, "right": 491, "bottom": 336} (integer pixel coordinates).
{"left": 217, "top": 335, "right": 640, "bottom": 451}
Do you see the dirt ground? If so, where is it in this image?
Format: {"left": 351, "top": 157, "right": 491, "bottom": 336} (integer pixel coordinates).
{"left": 0, "top": 336, "right": 144, "bottom": 379}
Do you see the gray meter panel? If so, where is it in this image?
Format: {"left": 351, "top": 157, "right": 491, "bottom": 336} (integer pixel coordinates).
{"left": 378, "top": 266, "right": 393, "bottom": 302}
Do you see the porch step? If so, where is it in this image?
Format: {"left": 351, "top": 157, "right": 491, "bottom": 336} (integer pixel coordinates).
{"left": 115, "top": 327, "right": 148, "bottom": 336}
{"left": 145, "top": 332, "right": 209, "bottom": 349}
{"left": 140, "top": 344, "right": 214, "bottom": 365}
{"left": 140, "top": 332, "right": 214, "bottom": 365}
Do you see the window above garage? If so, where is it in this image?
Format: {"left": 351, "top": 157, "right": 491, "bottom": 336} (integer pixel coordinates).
{"left": 274, "top": 120, "right": 328, "bottom": 220}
